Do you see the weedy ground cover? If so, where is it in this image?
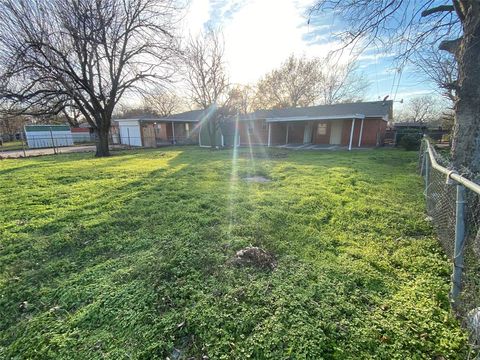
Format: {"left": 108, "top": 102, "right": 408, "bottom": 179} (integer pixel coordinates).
{"left": 0, "top": 147, "right": 469, "bottom": 359}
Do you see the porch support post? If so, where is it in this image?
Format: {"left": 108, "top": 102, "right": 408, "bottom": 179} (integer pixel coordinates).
{"left": 348, "top": 118, "right": 355, "bottom": 151}
{"left": 171, "top": 121, "right": 175, "bottom": 144}
{"left": 198, "top": 124, "right": 202, "bottom": 146}
{"left": 285, "top": 123, "right": 289, "bottom": 144}
{"left": 303, "top": 122, "right": 312, "bottom": 144}
{"left": 358, "top": 118, "right": 364, "bottom": 147}
{"left": 268, "top": 123, "right": 271, "bottom": 147}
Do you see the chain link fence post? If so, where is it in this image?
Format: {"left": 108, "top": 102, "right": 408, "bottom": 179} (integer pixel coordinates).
{"left": 21, "top": 132, "right": 27, "bottom": 157}
{"left": 424, "top": 147, "right": 429, "bottom": 199}
{"left": 451, "top": 183, "right": 466, "bottom": 304}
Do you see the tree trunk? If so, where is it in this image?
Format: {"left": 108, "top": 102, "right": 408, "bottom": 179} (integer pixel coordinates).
{"left": 451, "top": 12, "right": 480, "bottom": 176}
{"left": 95, "top": 126, "right": 110, "bottom": 157}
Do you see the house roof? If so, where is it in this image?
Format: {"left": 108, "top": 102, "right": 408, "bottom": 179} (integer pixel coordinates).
{"left": 162, "top": 109, "right": 209, "bottom": 121}
{"left": 240, "top": 101, "right": 393, "bottom": 122}
{"left": 114, "top": 109, "right": 207, "bottom": 123}
{"left": 114, "top": 101, "right": 393, "bottom": 124}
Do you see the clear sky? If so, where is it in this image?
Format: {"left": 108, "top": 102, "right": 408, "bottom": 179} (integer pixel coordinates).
{"left": 182, "top": 0, "right": 442, "bottom": 110}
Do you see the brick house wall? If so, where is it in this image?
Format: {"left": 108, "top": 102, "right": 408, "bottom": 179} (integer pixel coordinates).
{"left": 341, "top": 118, "right": 387, "bottom": 147}
{"left": 287, "top": 123, "right": 304, "bottom": 144}
{"left": 239, "top": 120, "right": 268, "bottom": 145}
{"left": 270, "top": 123, "right": 287, "bottom": 145}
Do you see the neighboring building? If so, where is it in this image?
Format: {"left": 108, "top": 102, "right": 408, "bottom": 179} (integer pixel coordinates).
{"left": 24, "top": 125, "right": 73, "bottom": 148}
{"left": 113, "top": 100, "right": 393, "bottom": 149}
{"left": 390, "top": 122, "right": 428, "bottom": 131}
{"left": 388, "top": 121, "right": 449, "bottom": 144}
{"left": 71, "top": 124, "right": 94, "bottom": 143}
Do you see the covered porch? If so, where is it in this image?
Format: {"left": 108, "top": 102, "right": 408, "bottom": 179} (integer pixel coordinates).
{"left": 140, "top": 120, "right": 198, "bottom": 147}
{"left": 266, "top": 115, "right": 367, "bottom": 150}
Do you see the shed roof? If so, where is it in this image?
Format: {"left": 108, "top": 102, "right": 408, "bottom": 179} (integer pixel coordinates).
{"left": 25, "top": 125, "right": 70, "bottom": 132}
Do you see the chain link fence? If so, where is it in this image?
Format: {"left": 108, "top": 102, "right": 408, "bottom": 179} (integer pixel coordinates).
{"left": 419, "top": 139, "right": 480, "bottom": 346}
{"left": 0, "top": 134, "right": 96, "bottom": 158}
{"left": 0, "top": 134, "right": 198, "bottom": 158}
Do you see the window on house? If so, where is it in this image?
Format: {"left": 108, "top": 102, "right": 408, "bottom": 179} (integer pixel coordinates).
{"left": 317, "top": 123, "right": 327, "bottom": 136}
{"left": 185, "top": 123, "right": 190, "bottom": 131}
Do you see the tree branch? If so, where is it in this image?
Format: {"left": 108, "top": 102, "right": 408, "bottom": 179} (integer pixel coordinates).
{"left": 421, "top": 5, "right": 455, "bottom": 17}
{"left": 439, "top": 38, "right": 462, "bottom": 54}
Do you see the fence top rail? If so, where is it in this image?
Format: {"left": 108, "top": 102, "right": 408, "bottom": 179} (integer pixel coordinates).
{"left": 424, "top": 139, "right": 480, "bottom": 195}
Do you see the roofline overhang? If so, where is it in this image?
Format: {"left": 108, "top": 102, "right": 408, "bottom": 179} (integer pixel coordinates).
{"left": 114, "top": 118, "right": 199, "bottom": 123}
{"left": 264, "top": 114, "right": 366, "bottom": 123}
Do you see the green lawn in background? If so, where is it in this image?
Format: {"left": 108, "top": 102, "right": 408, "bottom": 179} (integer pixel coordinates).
{"left": 0, "top": 141, "right": 24, "bottom": 152}
{"left": 0, "top": 147, "right": 469, "bottom": 359}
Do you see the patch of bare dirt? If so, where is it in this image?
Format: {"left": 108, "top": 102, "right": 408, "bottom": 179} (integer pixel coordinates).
{"left": 243, "top": 176, "right": 271, "bottom": 183}
{"left": 230, "top": 246, "right": 276, "bottom": 270}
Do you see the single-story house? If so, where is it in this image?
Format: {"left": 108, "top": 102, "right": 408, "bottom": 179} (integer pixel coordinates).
{"left": 237, "top": 100, "right": 393, "bottom": 149}
{"left": 113, "top": 100, "right": 393, "bottom": 149}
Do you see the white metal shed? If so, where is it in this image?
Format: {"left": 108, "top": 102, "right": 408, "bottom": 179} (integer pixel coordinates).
{"left": 24, "top": 125, "right": 74, "bottom": 149}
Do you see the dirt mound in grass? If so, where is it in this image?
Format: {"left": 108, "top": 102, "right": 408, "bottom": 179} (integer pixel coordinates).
{"left": 231, "top": 246, "right": 276, "bottom": 270}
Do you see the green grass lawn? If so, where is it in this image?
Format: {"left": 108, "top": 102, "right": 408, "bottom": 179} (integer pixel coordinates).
{"left": 0, "top": 147, "right": 469, "bottom": 359}
{"left": 0, "top": 141, "right": 24, "bottom": 152}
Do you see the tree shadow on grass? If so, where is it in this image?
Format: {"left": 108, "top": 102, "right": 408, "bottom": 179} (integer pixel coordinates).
{"left": 1, "top": 147, "right": 461, "bottom": 359}
{"left": 0, "top": 149, "right": 232, "bottom": 344}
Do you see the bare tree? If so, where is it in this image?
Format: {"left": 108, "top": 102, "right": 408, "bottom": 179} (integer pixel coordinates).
{"left": 253, "top": 54, "right": 368, "bottom": 110}
{"left": 0, "top": 0, "right": 180, "bottom": 156}
{"left": 318, "top": 58, "right": 370, "bottom": 105}
{"left": 227, "top": 85, "right": 255, "bottom": 115}
{"left": 310, "top": 0, "right": 480, "bottom": 174}
{"left": 396, "top": 95, "right": 446, "bottom": 123}
{"left": 115, "top": 105, "right": 157, "bottom": 119}
{"left": 415, "top": 47, "right": 458, "bottom": 104}
{"left": 0, "top": 115, "right": 27, "bottom": 141}
{"left": 143, "top": 91, "right": 184, "bottom": 117}
{"left": 60, "top": 102, "right": 84, "bottom": 128}
{"left": 254, "top": 55, "right": 321, "bottom": 109}
{"left": 184, "top": 29, "right": 230, "bottom": 147}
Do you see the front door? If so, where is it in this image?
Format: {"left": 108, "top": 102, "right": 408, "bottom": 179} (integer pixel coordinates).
{"left": 330, "top": 121, "right": 343, "bottom": 145}
{"left": 303, "top": 122, "right": 313, "bottom": 144}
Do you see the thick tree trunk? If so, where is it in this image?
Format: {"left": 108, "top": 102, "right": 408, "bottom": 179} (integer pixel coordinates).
{"left": 95, "top": 126, "right": 110, "bottom": 157}
{"left": 451, "top": 11, "right": 480, "bottom": 176}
